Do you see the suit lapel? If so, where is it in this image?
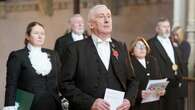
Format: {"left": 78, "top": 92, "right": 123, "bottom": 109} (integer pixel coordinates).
{"left": 68, "top": 33, "right": 74, "bottom": 43}
{"left": 87, "top": 37, "right": 127, "bottom": 90}
{"left": 86, "top": 38, "right": 105, "bottom": 74}
{"left": 22, "top": 47, "right": 39, "bottom": 74}
{"left": 110, "top": 41, "right": 127, "bottom": 90}
{"left": 87, "top": 37, "right": 113, "bottom": 72}
{"left": 23, "top": 48, "right": 32, "bottom": 68}
{"left": 173, "top": 46, "right": 180, "bottom": 64}
{"left": 87, "top": 37, "right": 99, "bottom": 57}
{"left": 131, "top": 56, "right": 148, "bottom": 77}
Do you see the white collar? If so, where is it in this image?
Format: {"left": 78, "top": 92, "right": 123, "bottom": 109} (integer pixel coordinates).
{"left": 27, "top": 43, "right": 52, "bottom": 76}
{"left": 137, "top": 58, "right": 146, "bottom": 68}
{"left": 27, "top": 43, "right": 41, "bottom": 52}
{"left": 91, "top": 34, "right": 112, "bottom": 45}
{"left": 157, "top": 35, "right": 170, "bottom": 42}
{"left": 71, "top": 32, "right": 84, "bottom": 41}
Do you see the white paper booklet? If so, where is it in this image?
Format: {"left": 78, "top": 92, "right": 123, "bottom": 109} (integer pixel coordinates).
{"left": 104, "top": 88, "right": 125, "bottom": 110}
{"left": 141, "top": 78, "right": 169, "bottom": 103}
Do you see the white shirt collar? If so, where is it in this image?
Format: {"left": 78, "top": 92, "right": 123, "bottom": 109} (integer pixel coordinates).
{"left": 137, "top": 58, "right": 146, "bottom": 68}
{"left": 72, "top": 32, "right": 84, "bottom": 41}
{"left": 91, "top": 34, "right": 112, "bottom": 45}
{"left": 157, "top": 35, "right": 170, "bottom": 42}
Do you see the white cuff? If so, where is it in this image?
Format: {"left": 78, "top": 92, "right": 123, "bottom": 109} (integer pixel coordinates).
{"left": 2, "top": 106, "right": 17, "bottom": 110}
{"left": 3, "top": 102, "right": 19, "bottom": 110}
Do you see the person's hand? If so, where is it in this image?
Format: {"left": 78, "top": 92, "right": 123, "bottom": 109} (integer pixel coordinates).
{"left": 156, "top": 89, "right": 166, "bottom": 96}
{"left": 141, "top": 90, "right": 153, "bottom": 99}
{"left": 91, "top": 98, "right": 110, "bottom": 110}
{"left": 116, "top": 99, "right": 131, "bottom": 110}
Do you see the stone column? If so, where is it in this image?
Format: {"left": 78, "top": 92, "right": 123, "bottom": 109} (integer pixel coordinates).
{"left": 173, "top": 0, "right": 186, "bottom": 28}
{"left": 186, "top": 0, "right": 195, "bottom": 110}
{"left": 37, "top": 0, "right": 53, "bottom": 16}
{"left": 186, "top": 0, "right": 195, "bottom": 77}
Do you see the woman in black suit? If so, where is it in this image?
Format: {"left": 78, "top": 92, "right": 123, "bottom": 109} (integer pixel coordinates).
{"left": 129, "top": 37, "right": 165, "bottom": 110}
{"left": 3, "top": 21, "right": 61, "bottom": 110}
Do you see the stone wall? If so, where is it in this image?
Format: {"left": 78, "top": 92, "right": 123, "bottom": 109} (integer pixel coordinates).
{"left": 0, "top": 0, "right": 172, "bottom": 108}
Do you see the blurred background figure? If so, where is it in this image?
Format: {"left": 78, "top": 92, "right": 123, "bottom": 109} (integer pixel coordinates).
{"left": 171, "top": 26, "right": 191, "bottom": 75}
{"left": 148, "top": 18, "right": 186, "bottom": 110}
{"left": 3, "top": 21, "right": 61, "bottom": 110}
{"left": 54, "top": 14, "right": 87, "bottom": 62}
{"left": 129, "top": 37, "right": 164, "bottom": 110}
{"left": 171, "top": 26, "right": 191, "bottom": 107}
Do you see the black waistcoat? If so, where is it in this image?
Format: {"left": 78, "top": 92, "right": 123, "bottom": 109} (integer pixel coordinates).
{"left": 95, "top": 57, "right": 123, "bottom": 98}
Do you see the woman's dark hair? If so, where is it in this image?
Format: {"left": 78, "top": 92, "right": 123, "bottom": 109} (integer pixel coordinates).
{"left": 24, "top": 21, "right": 44, "bottom": 45}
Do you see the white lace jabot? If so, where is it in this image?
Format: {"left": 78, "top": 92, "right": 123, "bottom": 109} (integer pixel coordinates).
{"left": 27, "top": 43, "right": 52, "bottom": 76}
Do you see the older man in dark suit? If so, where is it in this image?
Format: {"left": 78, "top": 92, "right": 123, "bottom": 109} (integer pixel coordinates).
{"left": 54, "top": 14, "right": 87, "bottom": 61}
{"left": 59, "top": 5, "right": 138, "bottom": 110}
{"left": 148, "top": 18, "right": 186, "bottom": 110}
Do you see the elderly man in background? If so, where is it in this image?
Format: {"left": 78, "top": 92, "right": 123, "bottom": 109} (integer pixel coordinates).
{"left": 54, "top": 14, "right": 87, "bottom": 62}
{"left": 59, "top": 5, "right": 138, "bottom": 110}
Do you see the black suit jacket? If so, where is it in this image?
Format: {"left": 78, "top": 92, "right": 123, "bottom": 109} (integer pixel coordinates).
{"left": 54, "top": 32, "right": 74, "bottom": 61}
{"left": 131, "top": 55, "right": 161, "bottom": 110}
{"left": 4, "top": 47, "right": 61, "bottom": 106}
{"left": 147, "top": 36, "right": 186, "bottom": 98}
{"left": 59, "top": 37, "right": 138, "bottom": 110}
{"left": 54, "top": 32, "right": 87, "bottom": 62}
{"left": 131, "top": 55, "right": 161, "bottom": 101}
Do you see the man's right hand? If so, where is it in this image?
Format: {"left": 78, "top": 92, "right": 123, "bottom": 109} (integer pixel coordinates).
{"left": 91, "top": 98, "right": 110, "bottom": 110}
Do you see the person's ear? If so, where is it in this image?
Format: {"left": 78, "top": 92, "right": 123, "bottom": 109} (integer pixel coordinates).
{"left": 155, "top": 26, "right": 159, "bottom": 33}
{"left": 88, "top": 23, "right": 94, "bottom": 29}
{"left": 25, "top": 35, "right": 30, "bottom": 41}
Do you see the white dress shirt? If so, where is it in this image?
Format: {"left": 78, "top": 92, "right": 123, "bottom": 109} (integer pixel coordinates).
{"left": 91, "top": 34, "right": 112, "bottom": 70}
{"left": 157, "top": 36, "right": 175, "bottom": 64}
{"left": 72, "top": 32, "right": 84, "bottom": 42}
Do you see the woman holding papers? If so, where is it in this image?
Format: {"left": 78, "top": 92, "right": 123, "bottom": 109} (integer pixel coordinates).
{"left": 129, "top": 37, "right": 165, "bottom": 110}
{"left": 3, "top": 21, "right": 61, "bottom": 110}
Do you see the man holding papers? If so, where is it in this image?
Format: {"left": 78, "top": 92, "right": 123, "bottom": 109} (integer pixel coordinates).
{"left": 129, "top": 37, "right": 165, "bottom": 110}
{"left": 59, "top": 4, "right": 138, "bottom": 110}
{"left": 148, "top": 18, "right": 186, "bottom": 110}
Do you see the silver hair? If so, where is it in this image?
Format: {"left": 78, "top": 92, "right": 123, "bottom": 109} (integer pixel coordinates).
{"left": 87, "top": 4, "right": 110, "bottom": 23}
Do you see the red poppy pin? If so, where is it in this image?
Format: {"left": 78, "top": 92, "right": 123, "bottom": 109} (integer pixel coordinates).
{"left": 112, "top": 48, "right": 119, "bottom": 59}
